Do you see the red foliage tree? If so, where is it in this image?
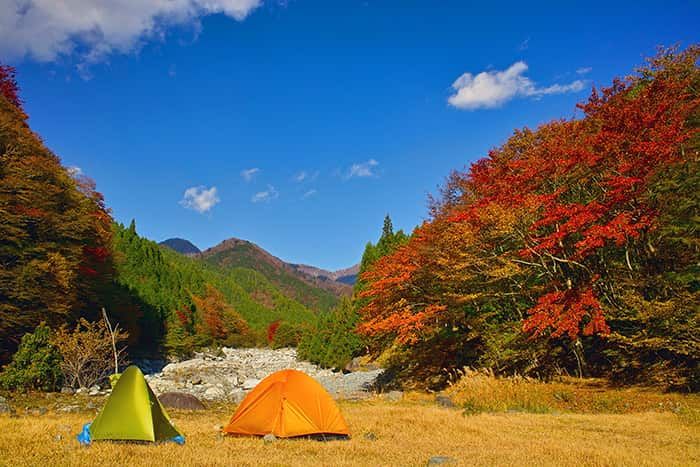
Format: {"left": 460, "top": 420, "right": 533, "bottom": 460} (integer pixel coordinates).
{"left": 0, "top": 64, "right": 21, "bottom": 110}
{"left": 175, "top": 307, "right": 193, "bottom": 328}
{"left": 267, "top": 320, "right": 281, "bottom": 344}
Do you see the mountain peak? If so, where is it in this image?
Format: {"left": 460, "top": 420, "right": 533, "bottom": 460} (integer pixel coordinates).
{"left": 159, "top": 238, "right": 201, "bottom": 256}
{"left": 289, "top": 263, "right": 359, "bottom": 284}
{"left": 200, "top": 237, "right": 356, "bottom": 309}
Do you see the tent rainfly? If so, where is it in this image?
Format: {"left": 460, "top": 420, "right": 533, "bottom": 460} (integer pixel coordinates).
{"left": 76, "top": 365, "right": 184, "bottom": 445}
{"left": 223, "top": 369, "right": 350, "bottom": 439}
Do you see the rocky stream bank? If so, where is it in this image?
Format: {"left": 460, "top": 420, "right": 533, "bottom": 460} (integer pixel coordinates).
{"left": 139, "top": 347, "right": 384, "bottom": 402}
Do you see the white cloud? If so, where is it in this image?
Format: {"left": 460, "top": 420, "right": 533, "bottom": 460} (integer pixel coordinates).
{"left": 518, "top": 37, "right": 530, "bottom": 51}
{"left": 533, "top": 81, "right": 586, "bottom": 95}
{"left": 0, "top": 0, "right": 262, "bottom": 65}
{"left": 251, "top": 185, "right": 278, "bottom": 203}
{"left": 66, "top": 166, "right": 82, "bottom": 177}
{"left": 293, "top": 170, "right": 319, "bottom": 183}
{"left": 576, "top": 67, "right": 592, "bottom": 75}
{"left": 346, "top": 159, "right": 379, "bottom": 179}
{"left": 240, "top": 167, "right": 259, "bottom": 182}
{"left": 302, "top": 189, "right": 317, "bottom": 199}
{"left": 180, "top": 185, "right": 219, "bottom": 213}
{"left": 447, "top": 61, "right": 586, "bottom": 110}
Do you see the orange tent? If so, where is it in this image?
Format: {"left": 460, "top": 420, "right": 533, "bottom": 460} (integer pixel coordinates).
{"left": 223, "top": 369, "right": 350, "bottom": 438}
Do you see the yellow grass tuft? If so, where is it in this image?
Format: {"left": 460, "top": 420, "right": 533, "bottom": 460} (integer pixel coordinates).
{"left": 445, "top": 368, "right": 700, "bottom": 416}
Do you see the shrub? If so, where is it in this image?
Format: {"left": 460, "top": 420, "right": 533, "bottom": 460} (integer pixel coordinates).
{"left": 0, "top": 323, "right": 62, "bottom": 391}
{"left": 461, "top": 398, "right": 486, "bottom": 416}
{"left": 223, "top": 333, "right": 257, "bottom": 348}
{"left": 52, "top": 318, "right": 128, "bottom": 389}
{"left": 221, "top": 306, "right": 253, "bottom": 347}
{"left": 271, "top": 322, "right": 305, "bottom": 349}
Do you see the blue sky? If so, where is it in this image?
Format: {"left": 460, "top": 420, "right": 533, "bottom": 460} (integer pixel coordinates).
{"left": 3, "top": 1, "right": 698, "bottom": 270}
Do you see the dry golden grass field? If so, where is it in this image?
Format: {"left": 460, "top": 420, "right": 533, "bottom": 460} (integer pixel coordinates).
{"left": 1, "top": 376, "right": 698, "bottom": 466}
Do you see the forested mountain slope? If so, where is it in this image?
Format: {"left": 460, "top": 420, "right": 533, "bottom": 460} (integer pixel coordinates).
{"left": 112, "top": 222, "right": 317, "bottom": 354}
{"left": 201, "top": 238, "right": 344, "bottom": 312}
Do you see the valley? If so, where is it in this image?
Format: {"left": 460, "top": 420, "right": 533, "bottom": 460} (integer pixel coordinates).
{"left": 0, "top": 15, "right": 698, "bottom": 466}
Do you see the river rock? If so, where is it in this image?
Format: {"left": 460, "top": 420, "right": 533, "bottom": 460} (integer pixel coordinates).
{"left": 59, "top": 405, "right": 80, "bottom": 413}
{"left": 242, "top": 378, "right": 260, "bottom": 390}
{"left": 230, "top": 389, "right": 246, "bottom": 404}
{"left": 0, "top": 397, "right": 13, "bottom": 414}
{"left": 427, "top": 456, "right": 457, "bottom": 465}
{"left": 158, "top": 392, "right": 206, "bottom": 410}
{"left": 383, "top": 390, "right": 404, "bottom": 402}
{"left": 436, "top": 395, "right": 456, "bottom": 408}
{"left": 26, "top": 407, "right": 47, "bottom": 416}
{"left": 203, "top": 386, "right": 226, "bottom": 400}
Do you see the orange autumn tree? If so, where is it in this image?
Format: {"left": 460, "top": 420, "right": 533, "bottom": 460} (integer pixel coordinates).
{"left": 191, "top": 285, "right": 251, "bottom": 347}
{"left": 358, "top": 200, "right": 536, "bottom": 384}
{"left": 358, "top": 46, "right": 699, "bottom": 389}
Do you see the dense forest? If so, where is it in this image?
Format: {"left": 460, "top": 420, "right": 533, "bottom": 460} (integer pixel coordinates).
{"left": 354, "top": 47, "right": 699, "bottom": 391}
{"left": 0, "top": 64, "right": 114, "bottom": 361}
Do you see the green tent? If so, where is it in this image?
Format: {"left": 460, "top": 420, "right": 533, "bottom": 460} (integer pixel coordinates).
{"left": 78, "top": 365, "right": 184, "bottom": 444}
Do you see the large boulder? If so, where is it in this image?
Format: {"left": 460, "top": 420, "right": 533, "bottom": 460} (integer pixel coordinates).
{"left": 158, "top": 392, "right": 206, "bottom": 410}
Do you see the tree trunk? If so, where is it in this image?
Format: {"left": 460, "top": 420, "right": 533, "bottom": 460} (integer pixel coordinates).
{"left": 102, "top": 308, "right": 119, "bottom": 374}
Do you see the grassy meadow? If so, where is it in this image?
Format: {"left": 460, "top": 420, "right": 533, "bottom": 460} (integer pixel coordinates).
{"left": 1, "top": 376, "right": 698, "bottom": 466}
